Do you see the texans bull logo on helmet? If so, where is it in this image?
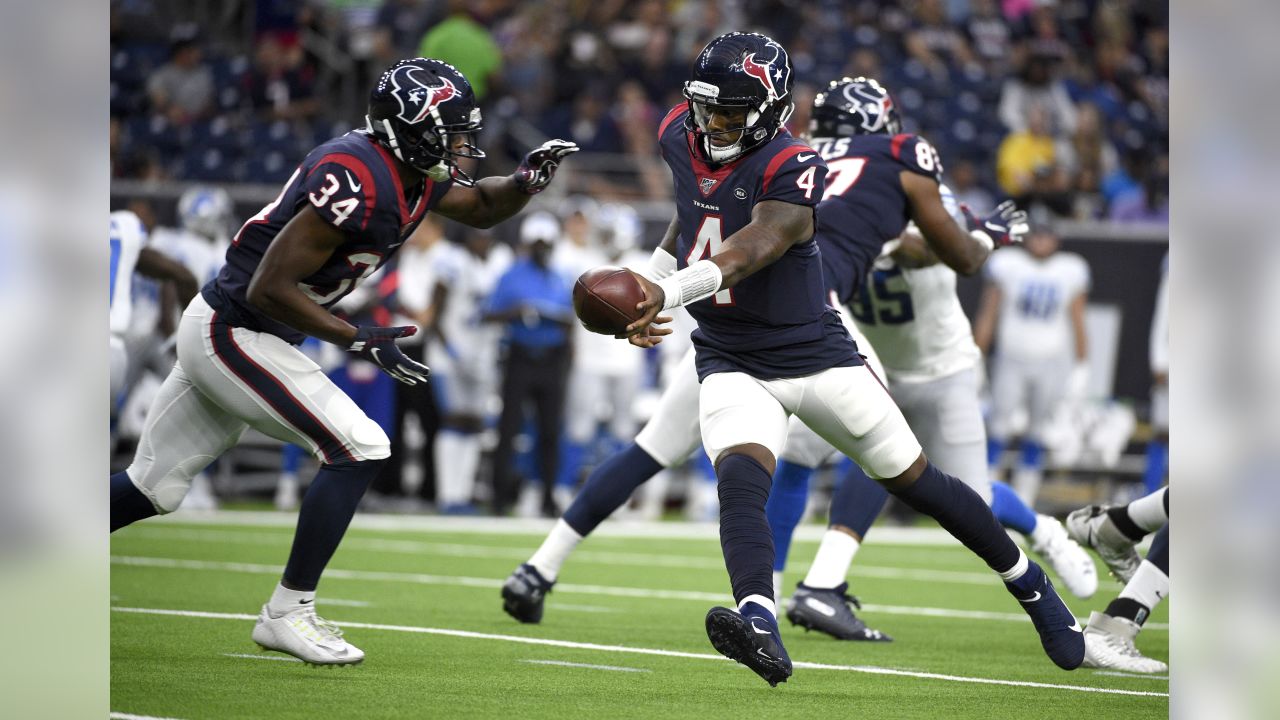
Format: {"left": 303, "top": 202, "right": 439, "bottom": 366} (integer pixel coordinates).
{"left": 386, "top": 64, "right": 460, "bottom": 124}
{"left": 739, "top": 44, "right": 789, "bottom": 103}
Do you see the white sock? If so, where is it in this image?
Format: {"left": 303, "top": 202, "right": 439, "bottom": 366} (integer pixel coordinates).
{"left": 802, "top": 529, "right": 860, "bottom": 589}
{"left": 267, "top": 582, "right": 315, "bottom": 617}
{"left": 1127, "top": 488, "right": 1169, "bottom": 534}
{"left": 1029, "top": 514, "right": 1056, "bottom": 546}
{"left": 527, "top": 519, "right": 584, "bottom": 582}
{"left": 738, "top": 594, "right": 776, "bottom": 618}
{"left": 997, "top": 548, "right": 1030, "bottom": 582}
{"left": 772, "top": 571, "right": 784, "bottom": 607}
{"left": 1118, "top": 559, "right": 1169, "bottom": 611}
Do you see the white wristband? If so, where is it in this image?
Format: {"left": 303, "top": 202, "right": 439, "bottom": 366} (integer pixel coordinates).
{"left": 969, "top": 229, "right": 995, "bottom": 253}
{"left": 637, "top": 247, "right": 678, "bottom": 283}
{"left": 657, "top": 259, "right": 723, "bottom": 311}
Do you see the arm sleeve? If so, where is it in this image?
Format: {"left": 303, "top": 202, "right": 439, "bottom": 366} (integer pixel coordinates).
{"left": 759, "top": 146, "right": 829, "bottom": 206}
{"left": 303, "top": 156, "right": 377, "bottom": 233}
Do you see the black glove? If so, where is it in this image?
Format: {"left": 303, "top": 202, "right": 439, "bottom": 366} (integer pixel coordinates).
{"left": 961, "top": 200, "right": 1030, "bottom": 250}
{"left": 347, "top": 325, "right": 430, "bottom": 386}
{"left": 514, "top": 139, "right": 579, "bottom": 195}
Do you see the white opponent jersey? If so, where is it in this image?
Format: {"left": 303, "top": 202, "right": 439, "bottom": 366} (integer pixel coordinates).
{"left": 554, "top": 240, "right": 646, "bottom": 376}
{"left": 849, "top": 185, "right": 981, "bottom": 383}
{"left": 429, "top": 240, "right": 512, "bottom": 369}
{"left": 985, "top": 246, "right": 1090, "bottom": 361}
{"left": 129, "top": 226, "right": 228, "bottom": 341}
{"left": 110, "top": 210, "right": 148, "bottom": 336}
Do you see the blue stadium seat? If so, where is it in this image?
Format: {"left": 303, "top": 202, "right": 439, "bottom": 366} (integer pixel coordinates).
{"left": 189, "top": 117, "right": 241, "bottom": 151}
{"left": 244, "top": 149, "right": 295, "bottom": 184}
{"left": 178, "top": 146, "right": 240, "bottom": 182}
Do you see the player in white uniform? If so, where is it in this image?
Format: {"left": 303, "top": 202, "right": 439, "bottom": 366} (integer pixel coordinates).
{"left": 1142, "top": 252, "right": 1169, "bottom": 495}
{"left": 770, "top": 190, "right": 1096, "bottom": 643}
{"left": 975, "top": 226, "right": 1091, "bottom": 504}
{"left": 555, "top": 203, "right": 648, "bottom": 508}
{"left": 425, "top": 224, "right": 512, "bottom": 512}
{"left": 111, "top": 211, "right": 149, "bottom": 404}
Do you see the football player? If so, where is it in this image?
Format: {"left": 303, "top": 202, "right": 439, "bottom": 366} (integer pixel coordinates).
{"left": 974, "top": 223, "right": 1092, "bottom": 504}
{"left": 762, "top": 78, "right": 1097, "bottom": 643}
{"left": 109, "top": 57, "right": 577, "bottom": 665}
{"left": 1067, "top": 488, "right": 1170, "bottom": 672}
{"left": 508, "top": 34, "right": 1083, "bottom": 686}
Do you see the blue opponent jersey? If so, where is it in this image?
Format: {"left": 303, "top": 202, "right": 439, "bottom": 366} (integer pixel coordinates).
{"left": 204, "top": 131, "right": 453, "bottom": 344}
{"left": 812, "top": 132, "right": 944, "bottom": 307}
{"left": 657, "top": 105, "right": 859, "bottom": 380}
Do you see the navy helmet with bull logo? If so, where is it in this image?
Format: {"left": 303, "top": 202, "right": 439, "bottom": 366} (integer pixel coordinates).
{"left": 366, "top": 57, "right": 485, "bottom": 185}
{"left": 682, "top": 32, "right": 796, "bottom": 165}
{"left": 809, "top": 76, "right": 903, "bottom": 138}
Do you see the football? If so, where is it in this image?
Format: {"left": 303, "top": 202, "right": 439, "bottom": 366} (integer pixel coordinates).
{"left": 573, "top": 265, "right": 646, "bottom": 335}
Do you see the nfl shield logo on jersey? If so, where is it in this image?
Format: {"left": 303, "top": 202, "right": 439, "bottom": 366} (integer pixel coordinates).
{"left": 700, "top": 177, "right": 719, "bottom": 195}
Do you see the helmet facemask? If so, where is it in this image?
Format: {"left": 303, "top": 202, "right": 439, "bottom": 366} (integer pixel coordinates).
{"left": 683, "top": 80, "right": 794, "bottom": 165}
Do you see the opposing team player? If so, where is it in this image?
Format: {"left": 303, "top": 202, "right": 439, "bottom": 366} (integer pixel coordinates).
{"left": 108, "top": 57, "right": 577, "bottom": 665}
{"left": 975, "top": 224, "right": 1091, "bottom": 503}
{"left": 1068, "top": 489, "right": 1170, "bottom": 672}
{"left": 763, "top": 78, "right": 1097, "bottom": 641}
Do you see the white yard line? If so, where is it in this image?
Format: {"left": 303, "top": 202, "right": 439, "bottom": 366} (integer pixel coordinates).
{"left": 321, "top": 598, "right": 372, "bottom": 607}
{"left": 149, "top": 510, "right": 962, "bottom": 545}
{"left": 121, "top": 527, "right": 1123, "bottom": 591}
{"left": 1092, "top": 671, "right": 1168, "bottom": 680}
{"left": 222, "top": 652, "right": 302, "bottom": 663}
{"left": 521, "top": 659, "right": 650, "bottom": 673}
{"left": 111, "top": 606, "right": 1167, "bottom": 698}
{"left": 109, "top": 555, "right": 1166, "bottom": 630}
{"left": 553, "top": 604, "right": 618, "bottom": 614}
{"left": 110, "top": 713, "right": 188, "bottom": 720}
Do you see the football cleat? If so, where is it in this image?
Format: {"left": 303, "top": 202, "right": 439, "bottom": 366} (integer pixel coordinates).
{"left": 1030, "top": 515, "right": 1099, "bottom": 599}
{"left": 706, "top": 603, "right": 793, "bottom": 687}
{"left": 785, "top": 583, "right": 892, "bottom": 642}
{"left": 1005, "top": 562, "right": 1086, "bottom": 670}
{"left": 1082, "top": 611, "right": 1168, "bottom": 673}
{"left": 1066, "top": 505, "right": 1141, "bottom": 582}
{"left": 502, "top": 563, "right": 554, "bottom": 624}
{"left": 251, "top": 604, "right": 364, "bottom": 666}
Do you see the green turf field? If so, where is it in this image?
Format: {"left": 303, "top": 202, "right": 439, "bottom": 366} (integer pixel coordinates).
{"left": 110, "top": 513, "right": 1168, "bottom": 719}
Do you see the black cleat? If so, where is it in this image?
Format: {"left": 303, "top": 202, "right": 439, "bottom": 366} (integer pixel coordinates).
{"left": 705, "top": 604, "right": 793, "bottom": 687}
{"left": 1006, "top": 561, "right": 1086, "bottom": 670}
{"left": 785, "top": 582, "right": 893, "bottom": 642}
{"left": 502, "top": 563, "right": 554, "bottom": 623}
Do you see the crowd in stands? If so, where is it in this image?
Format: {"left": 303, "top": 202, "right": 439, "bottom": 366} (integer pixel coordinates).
{"left": 111, "top": 0, "right": 1168, "bottom": 222}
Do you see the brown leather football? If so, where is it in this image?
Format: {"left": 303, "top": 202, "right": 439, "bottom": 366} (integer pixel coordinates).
{"left": 573, "top": 266, "right": 646, "bottom": 335}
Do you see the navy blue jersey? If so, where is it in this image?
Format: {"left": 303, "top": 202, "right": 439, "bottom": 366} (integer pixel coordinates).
{"left": 811, "top": 132, "right": 943, "bottom": 306}
{"left": 204, "top": 131, "right": 452, "bottom": 344}
{"left": 657, "top": 105, "right": 859, "bottom": 380}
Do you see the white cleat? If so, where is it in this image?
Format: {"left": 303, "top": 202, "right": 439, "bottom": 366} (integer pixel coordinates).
{"left": 1031, "top": 515, "right": 1098, "bottom": 598}
{"left": 1082, "top": 611, "right": 1168, "bottom": 673}
{"left": 251, "top": 604, "right": 365, "bottom": 666}
{"left": 1065, "top": 505, "right": 1141, "bottom": 582}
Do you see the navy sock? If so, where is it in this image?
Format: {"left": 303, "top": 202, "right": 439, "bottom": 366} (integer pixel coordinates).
{"left": 283, "top": 458, "right": 385, "bottom": 591}
{"left": 562, "top": 442, "right": 663, "bottom": 536}
{"left": 1104, "top": 596, "right": 1150, "bottom": 626}
{"left": 1142, "top": 440, "right": 1168, "bottom": 494}
{"left": 1106, "top": 505, "right": 1148, "bottom": 542}
{"left": 765, "top": 460, "right": 813, "bottom": 572}
{"left": 991, "top": 481, "right": 1038, "bottom": 535}
{"left": 890, "top": 462, "right": 1021, "bottom": 574}
{"left": 1146, "top": 523, "right": 1169, "bottom": 575}
{"left": 829, "top": 462, "right": 889, "bottom": 538}
{"left": 717, "top": 454, "right": 776, "bottom": 605}
{"left": 110, "top": 471, "right": 158, "bottom": 532}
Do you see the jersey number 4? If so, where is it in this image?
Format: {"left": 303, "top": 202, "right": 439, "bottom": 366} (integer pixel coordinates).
{"left": 688, "top": 215, "right": 733, "bottom": 306}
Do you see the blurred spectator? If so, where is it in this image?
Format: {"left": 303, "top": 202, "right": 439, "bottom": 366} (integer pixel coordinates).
{"left": 1057, "top": 102, "right": 1118, "bottom": 218}
{"left": 998, "top": 51, "right": 1077, "bottom": 136}
{"left": 146, "top": 24, "right": 214, "bottom": 125}
{"left": 418, "top": 0, "right": 503, "bottom": 100}
{"left": 373, "top": 0, "right": 439, "bottom": 65}
{"left": 541, "top": 84, "right": 624, "bottom": 154}
{"left": 997, "top": 105, "right": 1061, "bottom": 198}
{"left": 965, "top": 0, "right": 1014, "bottom": 72}
{"left": 948, "top": 159, "right": 996, "bottom": 215}
{"left": 906, "top": 0, "right": 978, "bottom": 77}
{"left": 1108, "top": 153, "right": 1168, "bottom": 224}
{"left": 484, "top": 212, "right": 574, "bottom": 516}
{"left": 244, "top": 35, "right": 320, "bottom": 122}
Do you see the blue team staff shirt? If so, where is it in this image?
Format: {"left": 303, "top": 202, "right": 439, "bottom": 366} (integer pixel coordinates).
{"left": 486, "top": 257, "right": 573, "bottom": 349}
{"left": 811, "top": 132, "right": 945, "bottom": 307}
{"left": 657, "top": 105, "right": 860, "bottom": 381}
{"left": 204, "top": 130, "right": 453, "bottom": 344}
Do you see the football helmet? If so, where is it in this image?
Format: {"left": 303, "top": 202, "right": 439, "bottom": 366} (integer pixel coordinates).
{"left": 810, "top": 77, "right": 902, "bottom": 138}
{"left": 683, "top": 32, "right": 795, "bottom": 165}
{"left": 177, "top": 186, "right": 232, "bottom": 241}
{"left": 366, "top": 58, "right": 485, "bottom": 185}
